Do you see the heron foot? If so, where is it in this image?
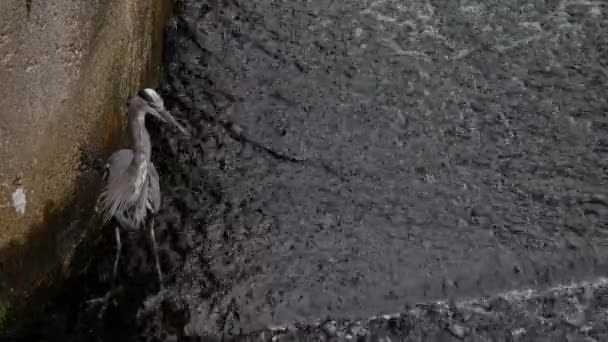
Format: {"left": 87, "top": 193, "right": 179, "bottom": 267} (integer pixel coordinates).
{"left": 85, "top": 286, "right": 123, "bottom": 319}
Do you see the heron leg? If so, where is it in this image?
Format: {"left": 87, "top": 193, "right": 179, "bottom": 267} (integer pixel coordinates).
{"left": 112, "top": 226, "right": 122, "bottom": 285}
{"left": 86, "top": 226, "right": 122, "bottom": 319}
{"left": 149, "top": 217, "right": 164, "bottom": 289}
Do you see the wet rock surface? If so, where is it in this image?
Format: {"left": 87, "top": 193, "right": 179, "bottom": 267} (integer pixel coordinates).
{"left": 240, "top": 279, "right": 608, "bottom": 341}
{"left": 0, "top": 0, "right": 168, "bottom": 299}
{"left": 4, "top": 0, "right": 608, "bottom": 340}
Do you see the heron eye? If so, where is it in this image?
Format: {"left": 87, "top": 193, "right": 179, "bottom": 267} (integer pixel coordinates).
{"left": 138, "top": 89, "right": 156, "bottom": 103}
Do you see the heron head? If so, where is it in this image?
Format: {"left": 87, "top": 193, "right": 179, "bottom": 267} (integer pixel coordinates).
{"left": 133, "top": 88, "right": 189, "bottom": 136}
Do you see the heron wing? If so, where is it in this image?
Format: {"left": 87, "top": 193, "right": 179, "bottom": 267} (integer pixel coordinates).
{"left": 104, "top": 149, "right": 133, "bottom": 185}
{"left": 97, "top": 149, "right": 146, "bottom": 225}
{"left": 148, "top": 162, "right": 161, "bottom": 214}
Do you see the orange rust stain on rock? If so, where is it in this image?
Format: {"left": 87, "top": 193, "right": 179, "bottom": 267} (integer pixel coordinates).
{"left": 102, "top": 112, "right": 123, "bottom": 157}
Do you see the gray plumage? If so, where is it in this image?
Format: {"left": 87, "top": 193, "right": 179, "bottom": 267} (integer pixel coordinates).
{"left": 96, "top": 88, "right": 187, "bottom": 230}
{"left": 88, "top": 88, "right": 188, "bottom": 317}
{"left": 100, "top": 149, "right": 161, "bottom": 225}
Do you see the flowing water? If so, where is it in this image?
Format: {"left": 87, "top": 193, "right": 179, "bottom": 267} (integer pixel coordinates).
{"left": 5, "top": 0, "right": 608, "bottom": 340}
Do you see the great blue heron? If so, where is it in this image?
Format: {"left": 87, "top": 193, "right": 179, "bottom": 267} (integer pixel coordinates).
{"left": 88, "top": 88, "right": 188, "bottom": 315}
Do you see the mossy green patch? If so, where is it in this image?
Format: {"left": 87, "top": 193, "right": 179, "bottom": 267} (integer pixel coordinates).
{"left": 0, "top": 300, "right": 13, "bottom": 332}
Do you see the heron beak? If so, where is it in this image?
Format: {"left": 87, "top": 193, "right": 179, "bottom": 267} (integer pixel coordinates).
{"left": 150, "top": 107, "right": 190, "bottom": 136}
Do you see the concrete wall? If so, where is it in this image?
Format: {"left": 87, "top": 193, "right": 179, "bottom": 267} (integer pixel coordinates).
{"left": 0, "top": 0, "right": 170, "bottom": 296}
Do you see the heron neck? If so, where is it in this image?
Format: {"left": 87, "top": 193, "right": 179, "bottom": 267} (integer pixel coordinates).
{"left": 127, "top": 109, "right": 152, "bottom": 160}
